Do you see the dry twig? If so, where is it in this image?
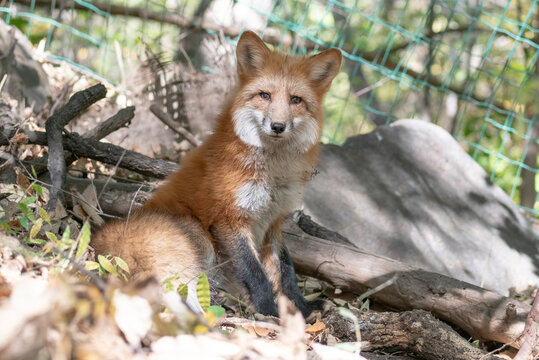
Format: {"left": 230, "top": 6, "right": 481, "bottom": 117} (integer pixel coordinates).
{"left": 45, "top": 84, "right": 107, "bottom": 212}
{"left": 149, "top": 104, "right": 201, "bottom": 147}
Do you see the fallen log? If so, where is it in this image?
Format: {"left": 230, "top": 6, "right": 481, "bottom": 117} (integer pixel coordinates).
{"left": 283, "top": 219, "right": 529, "bottom": 347}
{"left": 324, "top": 308, "right": 503, "bottom": 360}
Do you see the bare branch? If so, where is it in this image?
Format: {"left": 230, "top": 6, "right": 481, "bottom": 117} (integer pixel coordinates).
{"left": 149, "top": 104, "right": 201, "bottom": 147}
{"left": 45, "top": 83, "right": 107, "bottom": 212}
{"left": 83, "top": 106, "right": 135, "bottom": 140}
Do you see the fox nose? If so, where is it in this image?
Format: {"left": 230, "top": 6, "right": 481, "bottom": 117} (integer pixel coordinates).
{"left": 271, "top": 122, "right": 285, "bottom": 134}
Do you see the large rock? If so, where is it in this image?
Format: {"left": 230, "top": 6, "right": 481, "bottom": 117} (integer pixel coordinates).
{"left": 0, "top": 20, "right": 50, "bottom": 111}
{"left": 303, "top": 119, "right": 539, "bottom": 294}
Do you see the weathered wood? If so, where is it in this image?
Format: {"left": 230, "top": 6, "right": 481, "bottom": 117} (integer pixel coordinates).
{"left": 61, "top": 132, "right": 177, "bottom": 178}
{"left": 324, "top": 308, "right": 503, "bottom": 360}
{"left": 294, "top": 212, "right": 354, "bottom": 246}
{"left": 45, "top": 84, "right": 107, "bottom": 211}
{"left": 64, "top": 176, "right": 151, "bottom": 217}
{"left": 83, "top": 106, "right": 135, "bottom": 140}
{"left": 0, "top": 128, "right": 177, "bottom": 178}
{"left": 283, "top": 219, "right": 529, "bottom": 347}
{"left": 513, "top": 290, "right": 539, "bottom": 359}
{"left": 27, "top": 106, "right": 136, "bottom": 176}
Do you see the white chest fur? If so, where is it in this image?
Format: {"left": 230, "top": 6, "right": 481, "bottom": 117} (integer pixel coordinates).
{"left": 235, "top": 147, "right": 312, "bottom": 247}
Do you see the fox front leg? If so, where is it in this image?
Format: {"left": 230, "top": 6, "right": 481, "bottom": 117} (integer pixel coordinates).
{"left": 209, "top": 226, "right": 278, "bottom": 317}
{"left": 263, "top": 220, "right": 313, "bottom": 318}
{"left": 278, "top": 245, "right": 313, "bottom": 318}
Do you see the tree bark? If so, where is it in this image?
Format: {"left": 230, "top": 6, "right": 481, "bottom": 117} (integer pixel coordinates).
{"left": 513, "top": 290, "right": 539, "bottom": 359}
{"left": 324, "top": 308, "right": 503, "bottom": 360}
{"left": 83, "top": 106, "right": 135, "bottom": 140}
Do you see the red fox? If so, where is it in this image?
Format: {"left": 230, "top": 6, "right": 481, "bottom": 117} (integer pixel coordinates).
{"left": 92, "top": 31, "right": 342, "bottom": 317}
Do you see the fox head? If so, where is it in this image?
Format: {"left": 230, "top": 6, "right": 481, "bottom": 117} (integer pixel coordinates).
{"left": 231, "top": 31, "right": 342, "bottom": 153}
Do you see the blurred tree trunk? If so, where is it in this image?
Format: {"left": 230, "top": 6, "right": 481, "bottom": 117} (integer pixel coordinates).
{"left": 520, "top": 5, "right": 538, "bottom": 210}
{"left": 521, "top": 96, "right": 537, "bottom": 210}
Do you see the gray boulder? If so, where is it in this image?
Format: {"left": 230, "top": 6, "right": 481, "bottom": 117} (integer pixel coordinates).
{"left": 0, "top": 20, "right": 50, "bottom": 111}
{"left": 303, "top": 119, "right": 539, "bottom": 294}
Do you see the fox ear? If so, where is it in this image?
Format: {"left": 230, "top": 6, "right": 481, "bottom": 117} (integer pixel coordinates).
{"left": 236, "top": 31, "right": 271, "bottom": 79}
{"left": 305, "top": 48, "right": 342, "bottom": 91}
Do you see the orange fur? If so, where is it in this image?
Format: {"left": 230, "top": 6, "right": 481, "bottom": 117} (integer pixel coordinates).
{"left": 92, "top": 31, "right": 341, "bottom": 316}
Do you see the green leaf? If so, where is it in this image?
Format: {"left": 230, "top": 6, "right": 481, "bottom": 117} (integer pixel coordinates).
{"left": 37, "top": 207, "right": 51, "bottom": 225}
{"left": 31, "top": 166, "right": 37, "bottom": 179}
{"left": 29, "top": 218, "right": 43, "bottom": 239}
{"left": 85, "top": 261, "right": 100, "bottom": 271}
{"left": 196, "top": 273, "right": 211, "bottom": 311}
{"left": 177, "top": 283, "right": 188, "bottom": 299}
{"left": 207, "top": 305, "right": 226, "bottom": 318}
{"left": 60, "top": 226, "right": 71, "bottom": 250}
{"left": 164, "top": 279, "right": 174, "bottom": 292}
{"left": 1, "top": 222, "right": 13, "bottom": 235}
{"left": 26, "top": 237, "right": 46, "bottom": 245}
{"left": 75, "top": 222, "right": 91, "bottom": 259}
{"left": 17, "top": 203, "right": 35, "bottom": 222}
{"left": 46, "top": 231, "right": 60, "bottom": 246}
{"left": 19, "top": 216, "right": 29, "bottom": 230}
{"left": 114, "top": 256, "right": 130, "bottom": 274}
{"left": 32, "top": 183, "right": 44, "bottom": 197}
{"left": 20, "top": 196, "right": 37, "bottom": 206}
{"left": 98, "top": 255, "right": 118, "bottom": 275}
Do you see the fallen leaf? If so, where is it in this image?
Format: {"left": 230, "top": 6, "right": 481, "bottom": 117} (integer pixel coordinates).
{"left": 0, "top": 275, "right": 11, "bottom": 298}
{"left": 305, "top": 320, "right": 326, "bottom": 335}
{"left": 252, "top": 325, "right": 275, "bottom": 337}
{"left": 15, "top": 168, "right": 30, "bottom": 191}
{"left": 240, "top": 324, "right": 276, "bottom": 337}
{"left": 11, "top": 133, "right": 29, "bottom": 146}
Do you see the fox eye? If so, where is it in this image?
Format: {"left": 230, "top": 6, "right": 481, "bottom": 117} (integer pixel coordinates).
{"left": 290, "top": 96, "right": 302, "bottom": 104}
{"left": 259, "top": 92, "right": 271, "bottom": 100}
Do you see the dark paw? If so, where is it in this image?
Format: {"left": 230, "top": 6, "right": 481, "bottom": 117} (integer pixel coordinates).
{"left": 296, "top": 298, "right": 329, "bottom": 319}
{"left": 292, "top": 297, "right": 314, "bottom": 319}
{"left": 308, "top": 298, "right": 327, "bottom": 311}
{"left": 255, "top": 298, "right": 279, "bottom": 317}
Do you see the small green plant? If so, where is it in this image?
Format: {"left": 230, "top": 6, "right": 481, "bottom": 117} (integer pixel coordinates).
{"left": 0, "top": 179, "right": 130, "bottom": 280}
{"left": 0, "top": 182, "right": 51, "bottom": 243}
{"left": 85, "top": 254, "right": 130, "bottom": 281}
{"left": 161, "top": 272, "right": 225, "bottom": 317}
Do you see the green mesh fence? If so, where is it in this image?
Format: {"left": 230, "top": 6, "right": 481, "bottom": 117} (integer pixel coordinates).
{"left": 2, "top": 0, "right": 538, "bottom": 216}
